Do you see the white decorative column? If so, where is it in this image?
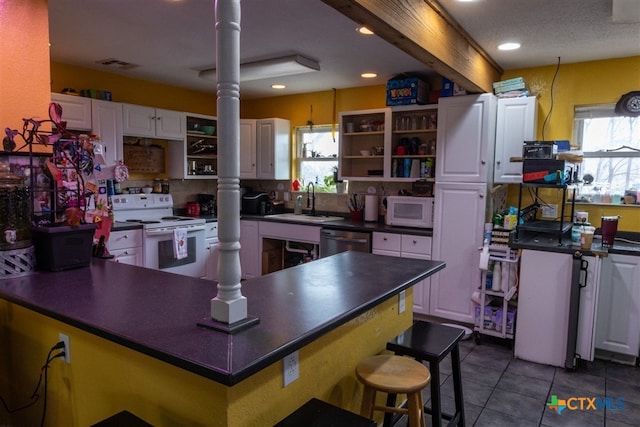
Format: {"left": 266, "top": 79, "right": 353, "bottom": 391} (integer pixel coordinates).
{"left": 206, "top": 0, "right": 256, "bottom": 331}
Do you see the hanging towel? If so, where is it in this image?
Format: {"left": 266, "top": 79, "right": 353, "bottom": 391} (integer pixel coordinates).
{"left": 173, "top": 228, "right": 188, "bottom": 260}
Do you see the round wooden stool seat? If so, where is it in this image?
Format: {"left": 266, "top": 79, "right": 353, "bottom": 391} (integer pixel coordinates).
{"left": 356, "top": 355, "right": 430, "bottom": 427}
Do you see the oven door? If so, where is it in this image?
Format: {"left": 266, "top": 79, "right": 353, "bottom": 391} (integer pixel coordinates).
{"left": 143, "top": 225, "right": 206, "bottom": 278}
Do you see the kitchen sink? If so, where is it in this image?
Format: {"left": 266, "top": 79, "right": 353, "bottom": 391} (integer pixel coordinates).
{"left": 265, "top": 213, "right": 344, "bottom": 223}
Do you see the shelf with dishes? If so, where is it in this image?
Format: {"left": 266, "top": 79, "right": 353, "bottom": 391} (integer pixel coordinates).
{"left": 169, "top": 113, "right": 218, "bottom": 179}
{"left": 338, "top": 108, "right": 390, "bottom": 181}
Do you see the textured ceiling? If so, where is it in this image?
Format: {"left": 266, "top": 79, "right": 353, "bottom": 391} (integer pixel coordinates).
{"left": 48, "top": 0, "right": 640, "bottom": 99}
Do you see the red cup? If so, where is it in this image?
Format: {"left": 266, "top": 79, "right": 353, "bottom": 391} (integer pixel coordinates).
{"left": 350, "top": 210, "right": 363, "bottom": 222}
{"left": 395, "top": 146, "right": 406, "bottom": 155}
{"left": 601, "top": 216, "right": 619, "bottom": 247}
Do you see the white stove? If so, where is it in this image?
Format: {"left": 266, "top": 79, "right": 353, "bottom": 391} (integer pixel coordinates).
{"left": 111, "top": 193, "right": 207, "bottom": 278}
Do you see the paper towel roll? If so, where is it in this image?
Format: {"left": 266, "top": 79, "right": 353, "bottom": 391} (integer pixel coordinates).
{"left": 364, "top": 195, "right": 378, "bottom": 222}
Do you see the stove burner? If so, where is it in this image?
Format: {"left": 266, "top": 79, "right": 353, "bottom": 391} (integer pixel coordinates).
{"left": 141, "top": 220, "right": 161, "bottom": 224}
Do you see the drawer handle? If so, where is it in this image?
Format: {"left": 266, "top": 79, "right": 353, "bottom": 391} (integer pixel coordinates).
{"left": 412, "top": 240, "right": 417, "bottom": 244}
{"left": 383, "top": 237, "right": 388, "bottom": 241}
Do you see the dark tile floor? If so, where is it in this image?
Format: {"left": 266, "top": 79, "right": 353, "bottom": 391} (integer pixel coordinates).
{"left": 393, "top": 336, "right": 640, "bottom": 427}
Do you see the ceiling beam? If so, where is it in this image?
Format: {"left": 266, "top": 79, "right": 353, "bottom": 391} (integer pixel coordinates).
{"left": 322, "top": 0, "right": 503, "bottom": 93}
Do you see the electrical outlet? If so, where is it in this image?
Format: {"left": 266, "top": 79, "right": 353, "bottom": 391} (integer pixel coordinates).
{"left": 398, "top": 290, "right": 406, "bottom": 314}
{"left": 58, "top": 333, "right": 70, "bottom": 364}
{"left": 541, "top": 204, "right": 558, "bottom": 218}
{"left": 283, "top": 351, "right": 299, "bottom": 387}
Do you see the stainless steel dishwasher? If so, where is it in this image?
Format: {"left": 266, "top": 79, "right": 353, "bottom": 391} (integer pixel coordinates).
{"left": 320, "top": 228, "right": 371, "bottom": 257}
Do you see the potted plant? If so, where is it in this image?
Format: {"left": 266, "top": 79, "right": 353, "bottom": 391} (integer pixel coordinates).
{"left": 3, "top": 103, "right": 97, "bottom": 271}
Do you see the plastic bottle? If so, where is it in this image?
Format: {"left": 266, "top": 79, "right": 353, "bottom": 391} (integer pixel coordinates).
{"left": 294, "top": 195, "right": 303, "bottom": 215}
{"left": 492, "top": 262, "right": 502, "bottom": 292}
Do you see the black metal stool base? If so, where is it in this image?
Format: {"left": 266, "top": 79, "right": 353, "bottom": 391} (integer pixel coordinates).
{"left": 384, "top": 321, "right": 466, "bottom": 427}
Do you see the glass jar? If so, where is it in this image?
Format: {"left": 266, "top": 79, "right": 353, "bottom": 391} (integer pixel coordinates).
{"left": 153, "top": 179, "right": 162, "bottom": 193}
{"left": 161, "top": 179, "right": 170, "bottom": 194}
{"left": 0, "top": 162, "right": 32, "bottom": 250}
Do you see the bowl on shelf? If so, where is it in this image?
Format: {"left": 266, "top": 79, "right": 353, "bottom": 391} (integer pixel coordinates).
{"left": 360, "top": 150, "right": 371, "bottom": 156}
{"left": 142, "top": 186, "right": 153, "bottom": 194}
{"left": 201, "top": 125, "right": 216, "bottom": 136}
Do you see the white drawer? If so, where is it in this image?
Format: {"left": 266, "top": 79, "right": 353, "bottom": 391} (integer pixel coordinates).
{"left": 205, "top": 222, "right": 218, "bottom": 239}
{"left": 108, "top": 229, "right": 142, "bottom": 250}
{"left": 401, "top": 234, "right": 432, "bottom": 256}
{"left": 372, "top": 232, "right": 401, "bottom": 252}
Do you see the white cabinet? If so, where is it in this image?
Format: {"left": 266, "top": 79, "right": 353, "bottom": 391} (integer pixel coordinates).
{"left": 204, "top": 222, "right": 219, "bottom": 281}
{"left": 91, "top": 99, "right": 123, "bottom": 166}
{"left": 372, "top": 232, "right": 432, "bottom": 314}
{"left": 239, "top": 119, "right": 257, "bottom": 179}
{"left": 430, "top": 182, "right": 486, "bottom": 323}
{"left": 51, "top": 93, "right": 92, "bottom": 130}
{"left": 256, "top": 118, "right": 290, "bottom": 180}
{"left": 595, "top": 254, "right": 640, "bottom": 360}
{"left": 107, "top": 229, "right": 143, "bottom": 266}
{"left": 435, "top": 94, "right": 497, "bottom": 183}
{"left": 122, "top": 104, "right": 185, "bottom": 139}
{"left": 494, "top": 96, "right": 537, "bottom": 183}
{"left": 240, "top": 220, "right": 261, "bottom": 280}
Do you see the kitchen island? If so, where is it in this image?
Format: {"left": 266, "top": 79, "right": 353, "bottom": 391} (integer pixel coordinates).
{"left": 0, "top": 251, "right": 444, "bottom": 426}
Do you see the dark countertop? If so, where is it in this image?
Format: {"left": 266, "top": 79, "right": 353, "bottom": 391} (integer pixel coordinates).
{"left": 510, "top": 229, "right": 640, "bottom": 256}
{"left": 113, "top": 214, "right": 432, "bottom": 237}
{"left": 0, "top": 252, "right": 444, "bottom": 386}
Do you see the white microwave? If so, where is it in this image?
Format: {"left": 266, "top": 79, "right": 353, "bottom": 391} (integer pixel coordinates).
{"left": 385, "top": 196, "right": 434, "bottom": 228}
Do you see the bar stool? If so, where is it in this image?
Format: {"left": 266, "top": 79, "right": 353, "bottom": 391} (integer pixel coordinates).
{"left": 385, "top": 321, "right": 465, "bottom": 427}
{"left": 356, "top": 354, "right": 431, "bottom": 427}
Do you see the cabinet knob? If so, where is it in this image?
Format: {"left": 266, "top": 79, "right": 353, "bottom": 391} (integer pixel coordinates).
{"left": 383, "top": 237, "right": 388, "bottom": 241}
{"left": 412, "top": 240, "right": 417, "bottom": 244}
{"left": 479, "top": 192, "right": 485, "bottom": 198}
{"left": 123, "top": 234, "right": 128, "bottom": 239}
{"left": 496, "top": 160, "right": 501, "bottom": 165}
{"left": 481, "top": 160, "right": 486, "bottom": 165}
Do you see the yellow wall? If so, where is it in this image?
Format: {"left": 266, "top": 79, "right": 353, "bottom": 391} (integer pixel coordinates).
{"left": 0, "top": 0, "right": 51, "bottom": 139}
{"left": 501, "top": 57, "right": 640, "bottom": 231}
{"left": 0, "top": 292, "right": 412, "bottom": 426}
{"left": 51, "top": 62, "right": 218, "bottom": 116}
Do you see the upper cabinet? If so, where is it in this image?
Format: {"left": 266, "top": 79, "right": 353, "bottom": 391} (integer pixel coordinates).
{"left": 51, "top": 93, "right": 92, "bottom": 131}
{"left": 390, "top": 105, "right": 438, "bottom": 182}
{"left": 168, "top": 113, "right": 217, "bottom": 179}
{"left": 122, "top": 104, "right": 185, "bottom": 139}
{"left": 256, "top": 118, "right": 291, "bottom": 180}
{"left": 338, "top": 108, "right": 390, "bottom": 181}
{"left": 494, "top": 96, "right": 538, "bottom": 183}
{"left": 239, "top": 119, "right": 257, "bottom": 179}
{"left": 435, "top": 94, "right": 497, "bottom": 183}
{"left": 91, "top": 99, "right": 123, "bottom": 166}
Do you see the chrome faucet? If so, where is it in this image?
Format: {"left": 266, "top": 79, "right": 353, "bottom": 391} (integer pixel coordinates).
{"left": 306, "top": 182, "right": 316, "bottom": 216}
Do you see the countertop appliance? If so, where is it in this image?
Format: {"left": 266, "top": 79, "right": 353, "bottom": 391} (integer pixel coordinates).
{"left": 320, "top": 228, "right": 371, "bottom": 257}
{"left": 111, "top": 193, "right": 207, "bottom": 278}
{"left": 242, "top": 191, "right": 272, "bottom": 215}
{"left": 385, "top": 196, "right": 434, "bottom": 228}
{"left": 197, "top": 193, "right": 216, "bottom": 216}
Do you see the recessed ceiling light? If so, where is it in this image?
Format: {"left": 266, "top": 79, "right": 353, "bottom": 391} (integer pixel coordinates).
{"left": 271, "top": 84, "right": 286, "bottom": 89}
{"left": 361, "top": 72, "right": 377, "bottom": 78}
{"left": 357, "top": 26, "right": 374, "bottom": 35}
{"left": 498, "top": 42, "right": 521, "bottom": 51}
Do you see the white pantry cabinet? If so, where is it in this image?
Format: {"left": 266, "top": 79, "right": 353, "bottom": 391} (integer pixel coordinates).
{"left": 430, "top": 182, "right": 486, "bottom": 323}
{"left": 372, "top": 232, "right": 432, "bottom": 314}
{"left": 256, "top": 118, "right": 290, "bottom": 180}
{"left": 122, "top": 104, "right": 185, "bottom": 139}
{"left": 435, "top": 93, "right": 497, "bottom": 183}
{"left": 239, "top": 119, "right": 257, "bottom": 179}
{"left": 50, "top": 93, "right": 92, "bottom": 130}
{"left": 595, "top": 253, "right": 640, "bottom": 360}
{"left": 91, "top": 99, "right": 123, "bottom": 166}
{"left": 494, "top": 96, "right": 537, "bottom": 183}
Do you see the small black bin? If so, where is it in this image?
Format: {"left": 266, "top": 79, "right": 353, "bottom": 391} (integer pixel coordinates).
{"left": 32, "top": 223, "right": 96, "bottom": 271}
